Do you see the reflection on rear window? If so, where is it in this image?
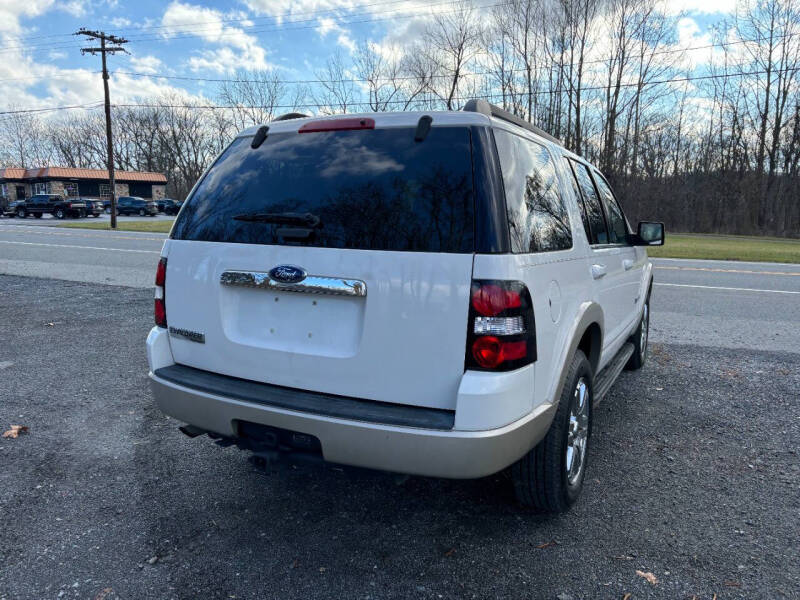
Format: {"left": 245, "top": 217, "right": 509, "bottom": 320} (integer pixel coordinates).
{"left": 172, "top": 127, "right": 475, "bottom": 253}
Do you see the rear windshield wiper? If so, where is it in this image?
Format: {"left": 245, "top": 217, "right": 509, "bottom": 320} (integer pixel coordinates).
{"left": 232, "top": 212, "right": 321, "bottom": 228}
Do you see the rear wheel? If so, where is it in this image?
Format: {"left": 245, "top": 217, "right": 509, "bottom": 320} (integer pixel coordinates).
{"left": 625, "top": 298, "right": 649, "bottom": 371}
{"left": 16, "top": 207, "right": 26, "bottom": 218}
{"left": 512, "top": 350, "right": 593, "bottom": 512}
{"left": 55, "top": 208, "right": 65, "bottom": 219}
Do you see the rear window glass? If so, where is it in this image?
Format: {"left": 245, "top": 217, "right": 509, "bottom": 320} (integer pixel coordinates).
{"left": 172, "top": 127, "right": 475, "bottom": 253}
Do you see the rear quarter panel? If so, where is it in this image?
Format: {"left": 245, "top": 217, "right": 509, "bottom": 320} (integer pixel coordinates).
{"left": 473, "top": 131, "right": 595, "bottom": 414}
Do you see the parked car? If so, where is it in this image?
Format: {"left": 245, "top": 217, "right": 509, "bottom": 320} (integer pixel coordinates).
{"left": 164, "top": 200, "right": 183, "bottom": 216}
{"left": 2, "top": 199, "right": 25, "bottom": 217}
{"left": 115, "top": 196, "right": 158, "bottom": 216}
{"left": 146, "top": 102, "right": 664, "bottom": 512}
{"left": 80, "top": 198, "right": 104, "bottom": 217}
{"left": 157, "top": 198, "right": 178, "bottom": 213}
{"left": 15, "top": 194, "right": 86, "bottom": 219}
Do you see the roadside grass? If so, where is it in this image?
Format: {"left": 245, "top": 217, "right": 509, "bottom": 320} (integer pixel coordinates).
{"left": 50, "top": 223, "right": 800, "bottom": 263}
{"left": 57, "top": 220, "right": 174, "bottom": 233}
{"left": 648, "top": 233, "right": 800, "bottom": 263}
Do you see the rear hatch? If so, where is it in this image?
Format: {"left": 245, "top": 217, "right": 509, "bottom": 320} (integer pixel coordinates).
{"left": 165, "top": 120, "right": 477, "bottom": 410}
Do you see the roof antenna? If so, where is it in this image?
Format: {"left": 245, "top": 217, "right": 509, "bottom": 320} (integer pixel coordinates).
{"left": 414, "top": 115, "right": 433, "bottom": 142}
{"left": 251, "top": 125, "right": 269, "bottom": 149}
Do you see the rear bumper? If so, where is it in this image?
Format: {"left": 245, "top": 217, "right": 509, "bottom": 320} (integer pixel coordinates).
{"left": 149, "top": 370, "right": 555, "bottom": 478}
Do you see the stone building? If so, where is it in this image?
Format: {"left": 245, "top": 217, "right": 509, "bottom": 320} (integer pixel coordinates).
{"left": 0, "top": 167, "right": 167, "bottom": 202}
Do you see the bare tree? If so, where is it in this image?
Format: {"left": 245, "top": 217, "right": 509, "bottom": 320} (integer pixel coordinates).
{"left": 313, "top": 50, "right": 357, "bottom": 114}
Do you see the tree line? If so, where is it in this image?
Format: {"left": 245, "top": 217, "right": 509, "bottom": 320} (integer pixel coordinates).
{"left": 1, "top": 0, "right": 798, "bottom": 237}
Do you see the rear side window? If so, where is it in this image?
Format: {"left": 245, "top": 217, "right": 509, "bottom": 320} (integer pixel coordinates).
{"left": 564, "top": 161, "right": 592, "bottom": 244}
{"left": 569, "top": 161, "right": 608, "bottom": 245}
{"left": 493, "top": 129, "right": 572, "bottom": 253}
{"left": 172, "top": 127, "right": 475, "bottom": 253}
{"left": 591, "top": 172, "right": 628, "bottom": 244}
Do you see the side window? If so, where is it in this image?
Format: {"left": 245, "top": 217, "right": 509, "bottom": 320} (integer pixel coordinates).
{"left": 564, "top": 160, "right": 592, "bottom": 244}
{"left": 494, "top": 129, "right": 572, "bottom": 253}
{"left": 592, "top": 172, "right": 628, "bottom": 244}
{"left": 569, "top": 161, "right": 608, "bottom": 245}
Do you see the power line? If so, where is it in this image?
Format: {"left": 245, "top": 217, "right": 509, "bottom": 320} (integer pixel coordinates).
{"left": 0, "top": 0, "right": 426, "bottom": 48}
{"left": 3, "top": 26, "right": 799, "bottom": 86}
{"left": 3, "top": 59, "right": 800, "bottom": 119}
{"left": 0, "top": 101, "right": 103, "bottom": 116}
{"left": 0, "top": 0, "right": 475, "bottom": 54}
{"left": 108, "top": 0, "right": 431, "bottom": 35}
{"left": 103, "top": 30, "right": 800, "bottom": 86}
{"left": 1, "top": 28, "right": 796, "bottom": 87}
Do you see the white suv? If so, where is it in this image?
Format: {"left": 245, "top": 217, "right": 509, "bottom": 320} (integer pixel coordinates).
{"left": 146, "top": 100, "right": 664, "bottom": 512}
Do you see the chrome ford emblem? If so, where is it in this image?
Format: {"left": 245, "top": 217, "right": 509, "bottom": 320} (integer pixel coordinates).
{"left": 269, "top": 265, "right": 306, "bottom": 284}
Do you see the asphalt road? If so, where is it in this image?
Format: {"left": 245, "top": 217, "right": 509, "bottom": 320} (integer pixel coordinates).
{"left": 0, "top": 228, "right": 798, "bottom": 599}
{"left": 0, "top": 221, "right": 165, "bottom": 288}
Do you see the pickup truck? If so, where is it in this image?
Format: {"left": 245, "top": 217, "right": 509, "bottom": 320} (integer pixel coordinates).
{"left": 14, "top": 194, "right": 86, "bottom": 219}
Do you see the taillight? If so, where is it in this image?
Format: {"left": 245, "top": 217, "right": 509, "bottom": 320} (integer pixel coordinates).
{"left": 298, "top": 118, "right": 375, "bottom": 133}
{"left": 154, "top": 257, "right": 167, "bottom": 328}
{"left": 465, "top": 280, "right": 536, "bottom": 371}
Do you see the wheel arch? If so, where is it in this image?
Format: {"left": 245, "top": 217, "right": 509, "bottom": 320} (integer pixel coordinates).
{"left": 576, "top": 322, "right": 602, "bottom": 375}
{"left": 548, "top": 302, "right": 604, "bottom": 410}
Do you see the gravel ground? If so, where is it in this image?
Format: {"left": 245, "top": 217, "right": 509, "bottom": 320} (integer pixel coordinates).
{"left": 1, "top": 275, "right": 798, "bottom": 599}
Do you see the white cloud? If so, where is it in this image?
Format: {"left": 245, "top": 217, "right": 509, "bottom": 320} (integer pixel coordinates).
{"left": 315, "top": 17, "right": 356, "bottom": 53}
{"left": 0, "top": 0, "right": 56, "bottom": 35}
{"left": 316, "top": 17, "right": 338, "bottom": 37}
{"left": 110, "top": 17, "right": 132, "bottom": 27}
{"left": 130, "top": 55, "right": 164, "bottom": 74}
{"left": 161, "top": 1, "right": 271, "bottom": 73}
{"left": 48, "top": 50, "right": 67, "bottom": 60}
{"left": 243, "top": 0, "right": 355, "bottom": 21}
{"left": 337, "top": 33, "right": 356, "bottom": 52}
{"left": 663, "top": 0, "right": 735, "bottom": 15}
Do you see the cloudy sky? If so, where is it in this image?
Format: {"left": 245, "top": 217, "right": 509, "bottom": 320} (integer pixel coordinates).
{"left": 0, "top": 0, "right": 737, "bottom": 114}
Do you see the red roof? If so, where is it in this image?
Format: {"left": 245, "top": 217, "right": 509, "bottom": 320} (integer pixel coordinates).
{"left": 0, "top": 167, "right": 166, "bottom": 183}
{"left": 0, "top": 168, "right": 26, "bottom": 180}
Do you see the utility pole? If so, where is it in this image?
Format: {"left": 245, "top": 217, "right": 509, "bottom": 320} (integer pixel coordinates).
{"left": 75, "top": 28, "right": 128, "bottom": 229}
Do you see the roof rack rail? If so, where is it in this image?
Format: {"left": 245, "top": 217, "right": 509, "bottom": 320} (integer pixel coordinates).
{"left": 273, "top": 112, "right": 309, "bottom": 122}
{"left": 462, "top": 99, "right": 562, "bottom": 146}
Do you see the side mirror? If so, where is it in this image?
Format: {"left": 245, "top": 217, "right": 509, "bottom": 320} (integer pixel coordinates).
{"left": 634, "top": 221, "right": 665, "bottom": 246}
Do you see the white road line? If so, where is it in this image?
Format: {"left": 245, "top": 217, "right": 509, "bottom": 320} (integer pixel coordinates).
{"left": 655, "top": 282, "right": 800, "bottom": 295}
{"left": 0, "top": 240, "right": 160, "bottom": 254}
{"left": 655, "top": 265, "right": 800, "bottom": 276}
{"left": 653, "top": 257, "right": 800, "bottom": 269}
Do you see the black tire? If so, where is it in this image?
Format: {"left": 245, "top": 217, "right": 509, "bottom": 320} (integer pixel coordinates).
{"left": 33, "top": 212, "right": 42, "bottom": 219}
{"left": 55, "top": 208, "right": 65, "bottom": 219}
{"left": 17, "top": 207, "right": 26, "bottom": 218}
{"left": 512, "top": 350, "right": 593, "bottom": 512}
{"left": 625, "top": 297, "right": 649, "bottom": 371}
{"left": 139, "top": 208, "right": 146, "bottom": 216}
{"left": 105, "top": 207, "right": 111, "bottom": 214}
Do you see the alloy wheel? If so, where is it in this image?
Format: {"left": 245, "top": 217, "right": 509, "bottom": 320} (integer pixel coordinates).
{"left": 566, "top": 377, "right": 590, "bottom": 486}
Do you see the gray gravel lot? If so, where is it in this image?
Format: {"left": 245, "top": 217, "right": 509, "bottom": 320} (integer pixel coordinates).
{"left": 1, "top": 275, "right": 798, "bottom": 599}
